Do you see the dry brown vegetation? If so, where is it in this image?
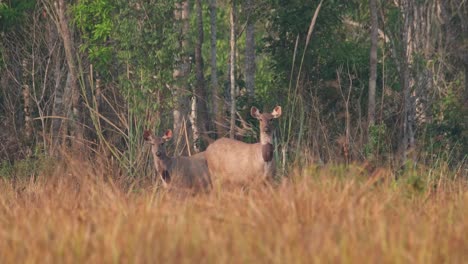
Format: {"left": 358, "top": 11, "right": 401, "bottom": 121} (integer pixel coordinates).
{"left": 0, "top": 159, "right": 467, "bottom": 263}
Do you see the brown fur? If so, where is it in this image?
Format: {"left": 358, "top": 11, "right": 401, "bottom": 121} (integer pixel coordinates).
{"left": 262, "top": 143, "right": 274, "bottom": 162}
{"left": 205, "top": 106, "right": 282, "bottom": 186}
{"left": 144, "top": 130, "right": 212, "bottom": 192}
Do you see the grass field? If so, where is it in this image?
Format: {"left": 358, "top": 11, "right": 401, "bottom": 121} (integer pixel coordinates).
{"left": 0, "top": 160, "right": 467, "bottom": 263}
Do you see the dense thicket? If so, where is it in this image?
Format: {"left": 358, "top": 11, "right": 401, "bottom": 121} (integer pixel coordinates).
{"left": 0, "top": 0, "right": 466, "bottom": 176}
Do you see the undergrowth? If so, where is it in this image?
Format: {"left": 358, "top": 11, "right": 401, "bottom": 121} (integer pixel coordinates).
{"left": 0, "top": 157, "right": 466, "bottom": 263}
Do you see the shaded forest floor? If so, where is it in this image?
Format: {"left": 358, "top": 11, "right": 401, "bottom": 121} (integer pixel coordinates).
{"left": 0, "top": 159, "right": 467, "bottom": 263}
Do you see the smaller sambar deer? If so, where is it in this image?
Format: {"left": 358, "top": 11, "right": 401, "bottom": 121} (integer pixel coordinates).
{"left": 205, "top": 106, "right": 282, "bottom": 185}
{"left": 144, "top": 129, "right": 211, "bottom": 192}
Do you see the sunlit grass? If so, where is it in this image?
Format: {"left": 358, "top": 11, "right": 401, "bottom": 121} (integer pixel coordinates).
{"left": 0, "top": 160, "right": 467, "bottom": 263}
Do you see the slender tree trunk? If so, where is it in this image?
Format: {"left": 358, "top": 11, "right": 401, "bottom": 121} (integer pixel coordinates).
{"left": 61, "top": 72, "right": 73, "bottom": 146}
{"left": 462, "top": 2, "right": 468, "bottom": 107}
{"left": 462, "top": 6, "right": 468, "bottom": 107}
{"left": 464, "top": 63, "right": 468, "bottom": 163}
{"left": 463, "top": 64, "right": 468, "bottom": 156}
{"left": 50, "top": 62, "right": 64, "bottom": 149}
{"left": 229, "top": 0, "right": 237, "bottom": 139}
{"left": 411, "top": 2, "right": 435, "bottom": 126}
{"left": 245, "top": 0, "right": 255, "bottom": 101}
{"left": 173, "top": 1, "right": 191, "bottom": 154}
{"left": 22, "top": 58, "right": 33, "bottom": 157}
{"left": 465, "top": 64, "right": 468, "bottom": 106}
{"left": 193, "top": 0, "right": 209, "bottom": 149}
{"left": 399, "top": 0, "right": 415, "bottom": 164}
{"left": 47, "top": 20, "right": 65, "bottom": 154}
{"left": 94, "top": 69, "right": 103, "bottom": 144}
{"left": 367, "top": 0, "right": 378, "bottom": 132}
{"left": 189, "top": 96, "right": 200, "bottom": 153}
{"left": 42, "top": 1, "right": 66, "bottom": 152}
{"left": 462, "top": 63, "right": 468, "bottom": 147}
{"left": 56, "top": 0, "right": 84, "bottom": 155}
{"left": 95, "top": 75, "right": 102, "bottom": 112}
{"left": 209, "top": 0, "right": 225, "bottom": 138}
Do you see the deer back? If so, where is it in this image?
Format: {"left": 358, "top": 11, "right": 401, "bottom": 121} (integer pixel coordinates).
{"left": 204, "top": 106, "right": 281, "bottom": 186}
{"left": 144, "top": 129, "right": 211, "bottom": 192}
{"left": 170, "top": 153, "right": 212, "bottom": 192}
{"left": 205, "top": 138, "right": 275, "bottom": 185}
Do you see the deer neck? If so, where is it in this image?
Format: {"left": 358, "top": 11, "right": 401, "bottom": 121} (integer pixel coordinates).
{"left": 260, "top": 132, "right": 274, "bottom": 162}
{"left": 154, "top": 154, "right": 172, "bottom": 182}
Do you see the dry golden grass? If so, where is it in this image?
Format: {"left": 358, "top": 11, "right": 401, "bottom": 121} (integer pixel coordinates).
{"left": 0, "top": 160, "right": 467, "bottom": 263}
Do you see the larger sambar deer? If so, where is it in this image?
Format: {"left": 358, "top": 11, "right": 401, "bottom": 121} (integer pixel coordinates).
{"left": 144, "top": 129, "right": 211, "bottom": 192}
{"left": 204, "top": 106, "right": 282, "bottom": 186}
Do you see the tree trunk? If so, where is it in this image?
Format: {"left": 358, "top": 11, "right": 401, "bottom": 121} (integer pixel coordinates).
{"left": 461, "top": 56, "right": 468, "bottom": 145}
{"left": 411, "top": 2, "right": 436, "bottom": 126}
{"left": 189, "top": 96, "right": 200, "bottom": 153}
{"left": 399, "top": 0, "right": 415, "bottom": 164}
{"left": 94, "top": 70, "right": 103, "bottom": 146}
{"left": 173, "top": 1, "right": 191, "bottom": 154}
{"left": 465, "top": 63, "right": 468, "bottom": 106}
{"left": 209, "top": 0, "right": 225, "bottom": 138}
{"left": 367, "top": 0, "right": 378, "bottom": 132}
{"left": 21, "top": 58, "right": 33, "bottom": 157}
{"left": 61, "top": 72, "right": 73, "bottom": 146}
{"left": 56, "top": 0, "right": 84, "bottom": 156}
{"left": 229, "top": 0, "right": 237, "bottom": 139}
{"left": 194, "top": 0, "right": 209, "bottom": 149}
{"left": 244, "top": 0, "right": 255, "bottom": 101}
{"left": 461, "top": 2, "right": 468, "bottom": 107}
{"left": 47, "top": 19, "right": 65, "bottom": 154}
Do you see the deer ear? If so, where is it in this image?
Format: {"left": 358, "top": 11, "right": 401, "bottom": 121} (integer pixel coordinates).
{"left": 271, "top": 106, "right": 282, "bottom": 118}
{"left": 162, "top": 129, "right": 173, "bottom": 141}
{"left": 250, "top": 106, "right": 261, "bottom": 119}
{"left": 143, "top": 130, "right": 152, "bottom": 141}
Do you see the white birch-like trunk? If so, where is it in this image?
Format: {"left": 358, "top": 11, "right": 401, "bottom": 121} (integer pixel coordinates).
{"left": 229, "top": 0, "right": 237, "bottom": 139}
{"left": 173, "top": 1, "right": 191, "bottom": 154}
{"left": 56, "top": 0, "right": 84, "bottom": 156}
{"left": 245, "top": 0, "right": 255, "bottom": 101}
{"left": 368, "top": 0, "right": 378, "bottom": 130}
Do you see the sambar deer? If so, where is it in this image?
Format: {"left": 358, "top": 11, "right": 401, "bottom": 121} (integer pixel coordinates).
{"left": 205, "top": 106, "right": 282, "bottom": 185}
{"left": 144, "top": 129, "right": 211, "bottom": 192}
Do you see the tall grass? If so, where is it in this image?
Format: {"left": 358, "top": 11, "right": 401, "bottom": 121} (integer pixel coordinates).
{"left": 0, "top": 158, "right": 467, "bottom": 263}
{"left": 279, "top": 1, "right": 325, "bottom": 174}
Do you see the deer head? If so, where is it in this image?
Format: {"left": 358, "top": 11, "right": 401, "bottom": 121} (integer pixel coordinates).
{"left": 250, "top": 106, "right": 282, "bottom": 161}
{"left": 143, "top": 129, "right": 173, "bottom": 182}
{"left": 251, "top": 106, "right": 282, "bottom": 137}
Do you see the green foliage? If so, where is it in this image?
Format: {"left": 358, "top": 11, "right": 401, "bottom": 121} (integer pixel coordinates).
{"left": 73, "top": 0, "right": 114, "bottom": 73}
{"left": 73, "top": 0, "right": 178, "bottom": 113}
{"left": 0, "top": 156, "right": 55, "bottom": 179}
{"left": 399, "top": 160, "right": 427, "bottom": 194}
{"left": 266, "top": 0, "right": 355, "bottom": 81}
{"left": 0, "top": 0, "right": 35, "bottom": 32}
{"left": 112, "top": 0, "right": 177, "bottom": 114}
{"left": 0, "top": 160, "right": 13, "bottom": 178}
{"left": 422, "top": 89, "right": 467, "bottom": 165}
{"left": 365, "top": 124, "right": 389, "bottom": 160}
{"left": 72, "top": 0, "right": 180, "bottom": 177}
{"left": 396, "top": 159, "right": 460, "bottom": 196}
{"left": 264, "top": 1, "right": 373, "bottom": 168}
{"left": 255, "top": 56, "right": 280, "bottom": 105}
{"left": 1, "top": 0, "right": 466, "bottom": 179}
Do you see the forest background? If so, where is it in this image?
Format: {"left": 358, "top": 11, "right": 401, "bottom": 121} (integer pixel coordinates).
{"left": 1, "top": 1, "right": 468, "bottom": 262}
{"left": 0, "top": 0, "right": 467, "bottom": 181}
